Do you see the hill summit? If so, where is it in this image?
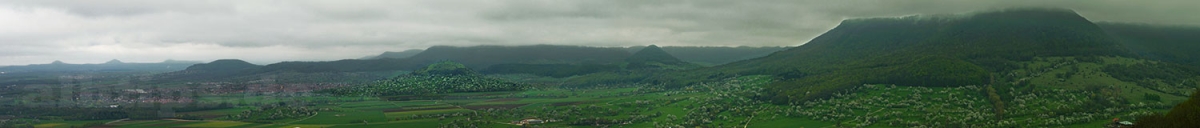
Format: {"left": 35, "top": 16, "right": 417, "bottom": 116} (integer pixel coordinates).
{"left": 683, "top": 8, "right": 1132, "bottom": 102}
{"left": 626, "top": 45, "right": 683, "bottom": 64}
{"left": 368, "top": 49, "right": 425, "bottom": 59}
{"left": 185, "top": 59, "right": 260, "bottom": 71}
{"left": 103, "top": 59, "right": 123, "bottom": 64}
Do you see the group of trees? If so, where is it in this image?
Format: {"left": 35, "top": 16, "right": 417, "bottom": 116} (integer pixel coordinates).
{"left": 322, "top": 61, "right": 528, "bottom": 96}
{"left": 1103, "top": 61, "right": 1200, "bottom": 96}
{"left": 482, "top": 63, "right": 618, "bottom": 78}
{"left": 323, "top": 75, "right": 527, "bottom": 96}
{"left": 225, "top": 104, "right": 316, "bottom": 122}
{"left": 1135, "top": 88, "right": 1200, "bottom": 127}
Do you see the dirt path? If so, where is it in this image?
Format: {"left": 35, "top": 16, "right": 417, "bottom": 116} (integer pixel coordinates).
{"left": 278, "top": 112, "right": 319, "bottom": 125}
{"left": 104, "top": 118, "right": 129, "bottom": 125}
{"left": 742, "top": 113, "right": 755, "bottom": 128}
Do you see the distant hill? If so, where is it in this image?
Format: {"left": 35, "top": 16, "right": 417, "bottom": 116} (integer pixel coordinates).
{"left": 0, "top": 59, "right": 200, "bottom": 73}
{"left": 1098, "top": 22, "right": 1200, "bottom": 65}
{"left": 627, "top": 46, "right": 787, "bottom": 65}
{"left": 407, "top": 45, "right": 631, "bottom": 69}
{"left": 184, "top": 59, "right": 260, "bottom": 72}
{"left": 255, "top": 59, "right": 415, "bottom": 73}
{"left": 103, "top": 59, "right": 123, "bottom": 64}
{"left": 153, "top": 59, "right": 262, "bottom": 82}
{"left": 647, "top": 8, "right": 1134, "bottom": 102}
{"left": 364, "top": 49, "right": 425, "bottom": 59}
{"left": 626, "top": 45, "right": 683, "bottom": 64}
{"left": 625, "top": 45, "right": 702, "bottom": 70}
{"left": 0, "top": 59, "right": 201, "bottom": 86}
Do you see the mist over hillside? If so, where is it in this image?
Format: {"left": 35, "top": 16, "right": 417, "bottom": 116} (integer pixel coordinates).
{"left": 645, "top": 8, "right": 1134, "bottom": 102}
{"left": 1098, "top": 22, "right": 1200, "bottom": 65}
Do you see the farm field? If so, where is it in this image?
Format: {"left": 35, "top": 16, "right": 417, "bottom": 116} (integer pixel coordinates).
{"left": 48, "top": 71, "right": 1185, "bottom": 127}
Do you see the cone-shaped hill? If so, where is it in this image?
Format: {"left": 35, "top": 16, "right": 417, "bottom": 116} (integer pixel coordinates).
{"left": 185, "top": 59, "right": 260, "bottom": 72}
{"left": 367, "top": 49, "right": 425, "bottom": 59}
{"left": 150, "top": 59, "right": 261, "bottom": 82}
{"left": 625, "top": 45, "right": 702, "bottom": 70}
{"left": 626, "top": 45, "right": 684, "bottom": 64}
{"left": 103, "top": 59, "right": 124, "bottom": 64}
{"left": 322, "top": 61, "right": 527, "bottom": 96}
{"left": 654, "top": 8, "right": 1135, "bottom": 102}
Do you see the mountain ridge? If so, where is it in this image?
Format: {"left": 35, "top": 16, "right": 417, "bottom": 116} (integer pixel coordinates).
{"left": 649, "top": 8, "right": 1136, "bottom": 102}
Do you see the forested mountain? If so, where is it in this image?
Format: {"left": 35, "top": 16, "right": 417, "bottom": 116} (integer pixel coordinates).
{"left": 1098, "top": 22, "right": 1200, "bottom": 65}
{"left": 625, "top": 45, "right": 702, "bottom": 70}
{"left": 627, "top": 46, "right": 787, "bottom": 65}
{"left": 626, "top": 45, "right": 683, "bottom": 64}
{"left": 642, "top": 8, "right": 1136, "bottom": 102}
{"left": 183, "top": 59, "right": 260, "bottom": 72}
{"left": 152, "top": 59, "right": 262, "bottom": 82}
{"left": 364, "top": 45, "right": 788, "bottom": 66}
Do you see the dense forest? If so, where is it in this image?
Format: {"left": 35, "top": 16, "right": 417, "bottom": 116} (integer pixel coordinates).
{"left": 608, "top": 8, "right": 1141, "bottom": 103}
{"left": 1098, "top": 22, "right": 1200, "bottom": 66}
{"left": 321, "top": 61, "right": 528, "bottom": 96}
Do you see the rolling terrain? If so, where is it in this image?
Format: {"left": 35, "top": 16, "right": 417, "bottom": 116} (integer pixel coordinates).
{"left": 2, "top": 8, "right": 1199, "bottom": 128}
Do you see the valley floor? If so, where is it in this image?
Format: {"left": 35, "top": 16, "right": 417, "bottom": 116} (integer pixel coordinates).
{"left": 33, "top": 75, "right": 1179, "bottom": 128}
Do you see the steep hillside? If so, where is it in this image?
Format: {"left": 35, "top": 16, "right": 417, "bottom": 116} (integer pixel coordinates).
{"left": 1135, "top": 88, "right": 1200, "bottom": 127}
{"left": 672, "top": 8, "right": 1133, "bottom": 102}
{"left": 1098, "top": 22, "right": 1200, "bottom": 65}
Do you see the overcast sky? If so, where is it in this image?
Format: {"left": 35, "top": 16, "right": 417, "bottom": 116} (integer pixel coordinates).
{"left": 1, "top": 0, "right": 1196, "bottom": 66}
